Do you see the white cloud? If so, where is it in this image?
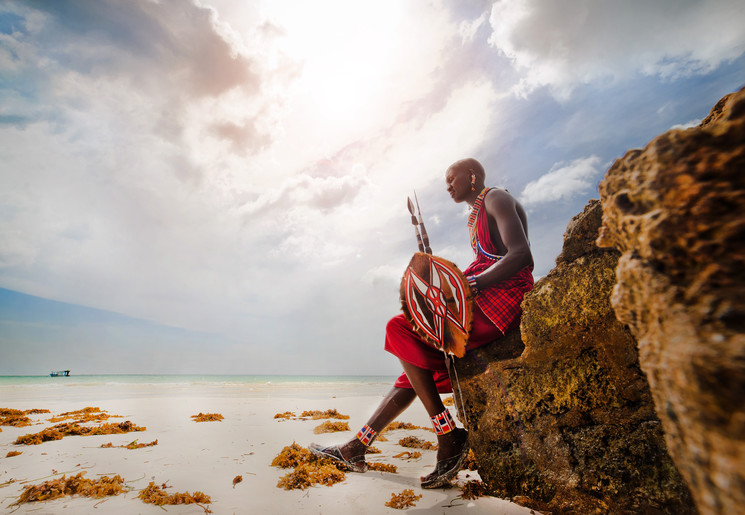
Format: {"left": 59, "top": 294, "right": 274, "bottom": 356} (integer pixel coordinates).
{"left": 519, "top": 156, "right": 602, "bottom": 206}
{"left": 671, "top": 119, "right": 701, "bottom": 130}
{"left": 488, "top": 0, "right": 745, "bottom": 97}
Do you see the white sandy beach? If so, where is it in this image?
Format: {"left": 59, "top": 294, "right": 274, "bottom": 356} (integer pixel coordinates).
{"left": 1, "top": 378, "right": 536, "bottom": 514}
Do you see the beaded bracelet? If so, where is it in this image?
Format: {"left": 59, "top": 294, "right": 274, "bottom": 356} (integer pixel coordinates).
{"left": 466, "top": 275, "right": 479, "bottom": 294}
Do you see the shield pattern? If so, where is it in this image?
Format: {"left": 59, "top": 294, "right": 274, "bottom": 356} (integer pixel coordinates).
{"left": 400, "top": 253, "right": 474, "bottom": 357}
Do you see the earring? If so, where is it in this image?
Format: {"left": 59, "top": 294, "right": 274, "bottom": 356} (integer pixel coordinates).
{"left": 471, "top": 174, "right": 476, "bottom": 192}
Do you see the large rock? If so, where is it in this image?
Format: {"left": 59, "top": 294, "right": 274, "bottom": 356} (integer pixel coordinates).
{"left": 597, "top": 87, "right": 745, "bottom": 514}
{"left": 454, "top": 199, "right": 694, "bottom": 513}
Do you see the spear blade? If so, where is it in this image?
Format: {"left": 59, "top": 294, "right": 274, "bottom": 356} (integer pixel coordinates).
{"left": 407, "top": 197, "right": 425, "bottom": 253}
{"left": 413, "top": 191, "right": 432, "bottom": 254}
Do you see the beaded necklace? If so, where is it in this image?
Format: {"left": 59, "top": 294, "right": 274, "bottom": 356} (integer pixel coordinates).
{"left": 467, "top": 188, "right": 489, "bottom": 251}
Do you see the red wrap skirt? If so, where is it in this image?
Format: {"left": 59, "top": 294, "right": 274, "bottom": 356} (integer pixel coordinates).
{"left": 384, "top": 304, "right": 519, "bottom": 393}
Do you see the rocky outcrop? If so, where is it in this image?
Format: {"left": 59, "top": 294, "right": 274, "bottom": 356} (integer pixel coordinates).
{"left": 597, "top": 87, "right": 745, "bottom": 514}
{"left": 454, "top": 199, "right": 694, "bottom": 513}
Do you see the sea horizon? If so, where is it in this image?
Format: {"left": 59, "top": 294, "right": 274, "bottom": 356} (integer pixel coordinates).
{"left": 0, "top": 373, "right": 401, "bottom": 402}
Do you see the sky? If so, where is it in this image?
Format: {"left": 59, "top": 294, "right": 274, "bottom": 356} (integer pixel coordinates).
{"left": 1, "top": 0, "right": 743, "bottom": 376}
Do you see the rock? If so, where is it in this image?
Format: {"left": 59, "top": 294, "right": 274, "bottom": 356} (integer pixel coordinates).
{"left": 454, "top": 199, "right": 695, "bottom": 513}
{"left": 597, "top": 87, "right": 745, "bottom": 515}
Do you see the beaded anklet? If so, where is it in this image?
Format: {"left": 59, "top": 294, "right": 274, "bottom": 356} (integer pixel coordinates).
{"left": 431, "top": 409, "right": 457, "bottom": 435}
{"left": 356, "top": 424, "right": 377, "bottom": 446}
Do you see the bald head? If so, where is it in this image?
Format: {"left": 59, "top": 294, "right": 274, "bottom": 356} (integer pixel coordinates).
{"left": 448, "top": 158, "right": 485, "bottom": 186}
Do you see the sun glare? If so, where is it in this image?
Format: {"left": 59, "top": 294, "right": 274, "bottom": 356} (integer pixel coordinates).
{"left": 268, "top": 0, "right": 405, "bottom": 123}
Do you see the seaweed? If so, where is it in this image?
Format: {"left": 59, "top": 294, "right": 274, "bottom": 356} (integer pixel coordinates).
{"left": 138, "top": 481, "right": 211, "bottom": 513}
{"left": 191, "top": 413, "right": 223, "bottom": 422}
{"left": 14, "top": 420, "right": 146, "bottom": 445}
{"left": 385, "top": 489, "right": 422, "bottom": 509}
{"left": 392, "top": 451, "right": 422, "bottom": 460}
{"left": 381, "top": 421, "right": 425, "bottom": 432}
{"left": 460, "top": 480, "right": 489, "bottom": 500}
{"left": 276, "top": 463, "right": 345, "bottom": 490}
{"left": 368, "top": 462, "right": 397, "bottom": 473}
{"left": 25, "top": 409, "right": 50, "bottom": 414}
{"left": 398, "top": 436, "right": 437, "bottom": 450}
{"left": 300, "top": 409, "right": 349, "bottom": 420}
{"left": 48, "top": 407, "right": 117, "bottom": 424}
{"left": 101, "top": 439, "right": 158, "bottom": 449}
{"left": 11, "top": 472, "right": 126, "bottom": 506}
{"left": 5, "top": 451, "right": 22, "bottom": 457}
{"left": 312, "top": 421, "right": 350, "bottom": 434}
{"left": 272, "top": 443, "right": 348, "bottom": 490}
{"left": 0, "top": 408, "right": 32, "bottom": 427}
{"left": 366, "top": 445, "right": 381, "bottom": 454}
{"left": 271, "top": 442, "right": 314, "bottom": 469}
{"left": 443, "top": 396, "right": 455, "bottom": 406}
{"left": 232, "top": 475, "right": 242, "bottom": 488}
{"left": 463, "top": 449, "right": 479, "bottom": 470}
{"left": 274, "top": 411, "right": 295, "bottom": 419}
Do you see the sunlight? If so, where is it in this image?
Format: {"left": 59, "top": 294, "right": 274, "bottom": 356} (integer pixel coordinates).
{"left": 267, "top": 0, "right": 405, "bottom": 123}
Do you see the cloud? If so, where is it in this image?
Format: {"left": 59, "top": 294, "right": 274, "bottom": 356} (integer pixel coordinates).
{"left": 487, "top": 0, "right": 745, "bottom": 97}
{"left": 519, "top": 156, "right": 602, "bottom": 206}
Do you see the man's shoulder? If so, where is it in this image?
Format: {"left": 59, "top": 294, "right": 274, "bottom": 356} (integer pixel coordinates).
{"left": 484, "top": 187, "right": 517, "bottom": 209}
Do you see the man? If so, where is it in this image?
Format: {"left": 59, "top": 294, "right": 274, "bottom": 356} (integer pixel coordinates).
{"left": 311, "top": 158, "right": 534, "bottom": 488}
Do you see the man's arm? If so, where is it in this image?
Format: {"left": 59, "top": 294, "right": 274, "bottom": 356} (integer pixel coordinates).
{"left": 470, "top": 189, "right": 533, "bottom": 290}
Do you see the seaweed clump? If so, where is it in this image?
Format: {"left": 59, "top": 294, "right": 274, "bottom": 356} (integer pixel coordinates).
{"left": 6, "top": 451, "right": 22, "bottom": 457}
{"left": 393, "top": 451, "right": 422, "bottom": 460}
{"left": 463, "top": 449, "right": 479, "bottom": 470}
{"left": 381, "top": 421, "right": 426, "bottom": 433}
{"left": 385, "top": 489, "right": 422, "bottom": 509}
{"left": 398, "top": 436, "right": 437, "bottom": 450}
{"left": 11, "top": 472, "right": 125, "bottom": 506}
{"left": 274, "top": 411, "right": 295, "bottom": 419}
{"left": 191, "top": 413, "right": 223, "bottom": 422}
{"left": 48, "top": 407, "right": 117, "bottom": 423}
{"left": 300, "top": 409, "right": 350, "bottom": 420}
{"left": 138, "top": 482, "right": 211, "bottom": 513}
{"left": 368, "top": 462, "right": 397, "bottom": 473}
{"left": 460, "top": 480, "right": 489, "bottom": 500}
{"left": 277, "top": 463, "right": 345, "bottom": 490}
{"left": 313, "top": 421, "right": 350, "bottom": 434}
{"left": 14, "top": 420, "right": 145, "bottom": 445}
{"left": 101, "top": 439, "right": 158, "bottom": 449}
{"left": 0, "top": 408, "right": 32, "bottom": 427}
{"left": 272, "top": 443, "right": 347, "bottom": 490}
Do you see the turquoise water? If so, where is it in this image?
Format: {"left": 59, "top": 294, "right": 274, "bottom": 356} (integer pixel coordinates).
{"left": 0, "top": 374, "right": 399, "bottom": 402}
{"left": 0, "top": 374, "right": 396, "bottom": 386}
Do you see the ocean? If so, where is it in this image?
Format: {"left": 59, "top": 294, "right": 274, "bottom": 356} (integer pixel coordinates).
{"left": 0, "top": 374, "right": 399, "bottom": 403}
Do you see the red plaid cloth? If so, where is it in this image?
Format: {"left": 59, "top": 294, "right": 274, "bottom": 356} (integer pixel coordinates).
{"left": 463, "top": 189, "right": 534, "bottom": 333}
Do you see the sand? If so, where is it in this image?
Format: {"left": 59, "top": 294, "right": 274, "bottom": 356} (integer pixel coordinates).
{"left": 0, "top": 380, "right": 536, "bottom": 514}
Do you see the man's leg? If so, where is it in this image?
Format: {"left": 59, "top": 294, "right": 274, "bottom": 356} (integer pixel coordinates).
{"left": 333, "top": 386, "right": 416, "bottom": 463}
{"left": 398, "top": 359, "right": 467, "bottom": 466}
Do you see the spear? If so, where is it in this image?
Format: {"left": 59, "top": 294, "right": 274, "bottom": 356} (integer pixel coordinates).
{"left": 413, "top": 191, "right": 432, "bottom": 254}
{"left": 407, "top": 197, "right": 425, "bottom": 253}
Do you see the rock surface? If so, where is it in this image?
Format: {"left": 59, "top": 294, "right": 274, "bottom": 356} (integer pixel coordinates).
{"left": 454, "top": 199, "right": 694, "bottom": 513}
{"left": 597, "top": 87, "right": 745, "bottom": 514}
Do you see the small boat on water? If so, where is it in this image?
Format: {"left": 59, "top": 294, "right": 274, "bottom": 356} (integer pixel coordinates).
{"left": 50, "top": 370, "right": 71, "bottom": 377}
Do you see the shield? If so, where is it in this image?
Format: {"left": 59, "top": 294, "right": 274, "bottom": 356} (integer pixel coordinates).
{"left": 400, "top": 253, "right": 474, "bottom": 357}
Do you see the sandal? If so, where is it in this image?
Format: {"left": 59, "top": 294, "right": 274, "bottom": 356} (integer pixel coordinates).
{"left": 309, "top": 443, "right": 369, "bottom": 473}
{"left": 420, "top": 428, "right": 469, "bottom": 489}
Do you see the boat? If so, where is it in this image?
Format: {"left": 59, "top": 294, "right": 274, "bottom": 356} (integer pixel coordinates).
{"left": 50, "top": 370, "right": 71, "bottom": 377}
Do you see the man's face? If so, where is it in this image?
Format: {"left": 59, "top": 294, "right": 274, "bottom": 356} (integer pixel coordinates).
{"left": 445, "top": 166, "right": 470, "bottom": 203}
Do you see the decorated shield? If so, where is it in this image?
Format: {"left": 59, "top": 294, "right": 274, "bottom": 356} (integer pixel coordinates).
{"left": 400, "top": 253, "right": 474, "bottom": 357}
